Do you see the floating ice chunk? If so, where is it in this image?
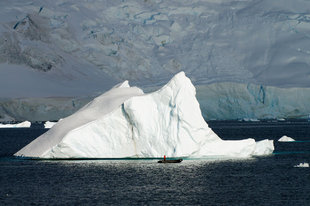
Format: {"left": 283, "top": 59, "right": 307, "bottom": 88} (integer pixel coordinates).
{"left": 44, "top": 121, "right": 57, "bottom": 129}
{"left": 294, "top": 163, "right": 309, "bottom": 168}
{"left": 44, "top": 119, "right": 63, "bottom": 129}
{"left": 0, "top": 121, "right": 31, "bottom": 128}
{"left": 15, "top": 72, "right": 274, "bottom": 159}
{"left": 278, "top": 135, "right": 295, "bottom": 142}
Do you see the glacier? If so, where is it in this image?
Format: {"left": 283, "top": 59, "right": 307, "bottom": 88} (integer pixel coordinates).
{"left": 1, "top": 0, "right": 310, "bottom": 120}
{"left": 1, "top": 82, "right": 310, "bottom": 121}
{"left": 196, "top": 83, "right": 310, "bottom": 120}
{"left": 15, "top": 72, "right": 274, "bottom": 159}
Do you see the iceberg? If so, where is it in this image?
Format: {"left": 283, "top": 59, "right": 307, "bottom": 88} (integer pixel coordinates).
{"left": 278, "top": 135, "right": 295, "bottom": 142}
{"left": 44, "top": 121, "right": 57, "bottom": 129}
{"left": 0, "top": 121, "right": 31, "bottom": 128}
{"left": 294, "top": 163, "right": 309, "bottom": 168}
{"left": 15, "top": 72, "right": 274, "bottom": 159}
{"left": 44, "top": 119, "right": 62, "bottom": 129}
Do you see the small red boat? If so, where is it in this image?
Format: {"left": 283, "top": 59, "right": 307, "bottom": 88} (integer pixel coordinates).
{"left": 158, "top": 155, "right": 183, "bottom": 163}
{"left": 157, "top": 159, "right": 183, "bottom": 163}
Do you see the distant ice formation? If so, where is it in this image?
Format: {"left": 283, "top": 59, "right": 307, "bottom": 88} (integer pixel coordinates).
{"left": 44, "top": 121, "right": 57, "bottom": 129}
{"left": 196, "top": 83, "right": 310, "bottom": 120}
{"left": 15, "top": 72, "right": 274, "bottom": 159}
{"left": 278, "top": 136, "right": 295, "bottom": 142}
{"left": 0, "top": 121, "right": 31, "bottom": 128}
{"left": 44, "top": 119, "right": 62, "bottom": 129}
{"left": 294, "top": 163, "right": 309, "bottom": 168}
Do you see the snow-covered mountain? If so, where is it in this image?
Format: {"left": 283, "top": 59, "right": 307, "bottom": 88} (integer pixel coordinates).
{"left": 1, "top": 0, "right": 310, "bottom": 121}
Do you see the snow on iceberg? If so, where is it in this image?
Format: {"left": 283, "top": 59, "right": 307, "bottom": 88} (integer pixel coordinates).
{"left": 278, "top": 135, "right": 295, "bottom": 142}
{"left": 0, "top": 121, "right": 31, "bottom": 128}
{"left": 15, "top": 72, "right": 274, "bottom": 159}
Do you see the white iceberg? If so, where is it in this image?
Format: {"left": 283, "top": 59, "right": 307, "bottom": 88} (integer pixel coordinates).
{"left": 0, "top": 121, "right": 31, "bottom": 128}
{"left": 44, "top": 121, "right": 57, "bottom": 129}
{"left": 44, "top": 119, "right": 63, "bottom": 129}
{"left": 294, "top": 163, "right": 309, "bottom": 168}
{"left": 278, "top": 135, "right": 295, "bottom": 142}
{"left": 14, "top": 72, "right": 274, "bottom": 159}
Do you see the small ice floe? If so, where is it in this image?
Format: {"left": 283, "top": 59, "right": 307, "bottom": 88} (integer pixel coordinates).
{"left": 44, "top": 121, "right": 57, "bottom": 129}
{"left": 278, "top": 135, "right": 295, "bottom": 142}
{"left": 44, "top": 119, "right": 62, "bottom": 129}
{"left": 0, "top": 121, "right": 31, "bottom": 128}
{"left": 294, "top": 163, "right": 309, "bottom": 168}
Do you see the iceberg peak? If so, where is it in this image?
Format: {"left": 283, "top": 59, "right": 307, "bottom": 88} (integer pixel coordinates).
{"left": 113, "top": 80, "right": 130, "bottom": 88}
{"left": 162, "top": 71, "right": 193, "bottom": 91}
{"left": 15, "top": 72, "right": 274, "bottom": 159}
{"left": 168, "top": 71, "right": 186, "bottom": 83}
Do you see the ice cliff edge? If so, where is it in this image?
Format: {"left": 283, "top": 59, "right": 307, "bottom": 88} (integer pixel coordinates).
{"left": 15, "top": 72, "right": 274, "bottom": 158}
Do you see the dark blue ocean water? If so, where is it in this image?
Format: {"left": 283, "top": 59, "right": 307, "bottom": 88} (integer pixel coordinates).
{"left": 0, "top": 121, "right": 310, "bottom": 205}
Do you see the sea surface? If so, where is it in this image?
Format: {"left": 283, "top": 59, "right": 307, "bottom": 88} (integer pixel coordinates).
{"left": 0, "top": 121, "right": 310, "bottom": 205}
